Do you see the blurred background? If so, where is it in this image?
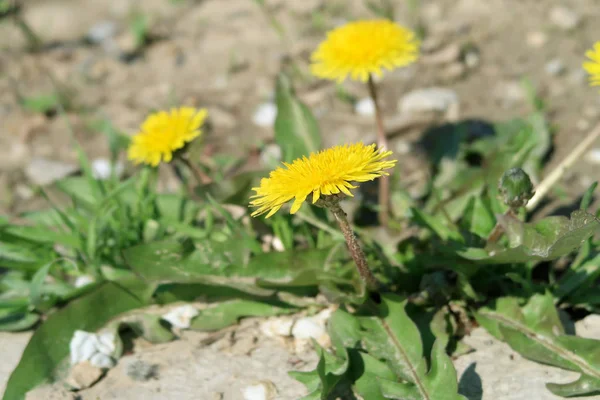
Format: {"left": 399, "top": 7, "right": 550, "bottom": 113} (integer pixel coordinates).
{"left": 1, "top": 0, "right": 599, "bottom": 215}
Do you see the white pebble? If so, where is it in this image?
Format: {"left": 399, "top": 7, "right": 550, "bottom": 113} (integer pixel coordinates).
{"left": 399, "top": 88, "right": 459, "bottom": 114}
{"left": 545, "top": 59, "right": 565, "bottom": 76}
{"left": 252, "top": 102, "right": 278, "bottom": 127}
{"left": 96, "top": 331, "right": 116, "bottom": 355}
{"left": 70, "top": 331, "right": 98, "bottom": 365}
{"left": 549, "top": 6, "right": 581, "bottom": 31}
{"left": 74, "top": 275, "right": 95, "bottom": 288}
{"left": 242, "top": 381, "right": 277, "bottom": 400}
{"left": 395, "top": 140, "right": 411, "bottom": 155}
{"left": 354, "top": 97, "right": 375, "bottom": 116}
{"left": 260, "top": 317, "right": 295, "bottom": 337}
{"left": 291, "top": 318, "right": 325, "bottom": 340}
{"left": 586, "top": 148, "right": 600, "bottom": 165}
{"left": 70, "top": 330, "right": 116, "bottom": 367}
{"left": 271, "top": 236, "right": 285, "bottom": 252}
{"left": 259, "top": 144, "right": 282, "bottom": 167}
{"left": 91, "top": 158, "right": 124, "bottom": 180}
{"left": 162, "top": 305, "right": 199, "bottom": 329}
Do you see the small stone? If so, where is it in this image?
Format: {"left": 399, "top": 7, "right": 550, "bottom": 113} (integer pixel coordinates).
{"left": 399, "top": 88, "right": 459, "bottom": 115}
{"left": 395, "top": 140, "right": 411, "bottom": 155}
{"left": 464, "top": 51, "right": 480, "bottom": 69}
{"left": 422, "top": 43, "right": 461, "bottom": 65}
{"left": 568, "top": 69, "right": 587, "bottom": 86}
{"left": 260, "top": 317, "right": 295, "bottom": 337}
{"left": 440, "top": 63, "right": 466, "bottom": 82}
{"left": 420, "top": 36, "right": 444, "bottom": 53}
{"left": 70, "top": 331, "right": 98, "bottom": 365}
{"left": 87, "top": 21, "right": 118, "bottom": 44}
{"left": 583, "top": 106, "right": 599, "bottom": 119}
{"left": 291, "top": 318, "right": 325, "bottom": 340}
{"left": 65, "top": 361, "right": 103, "bottom": 390}
{"left": 113, "top": 31, "right": 138, "bottom": 55}
{"left": 125, "top": 359, "right": 158, "bottom": 381}
{"left": 585, "top": 148, "right": 600, "bottom": 165}
{"left": 74, "top": 275, "right": 95, "bottom": 288}
{"left": 242, "top": 380, "right": 278, "bottom": 400}
{"left": 354, "top": 97, "right": 375, "bottom": 116}
{"left": 91, "top": 158, "right": 124, "bottom": 180}
{"left": 14, "top": 184, "right": 34, "bottom": 200}
{"left": 526, "top": 31, "right": 547, "bottom": 48}
{"left": 252, "top": 102, "right": 278, "bottom": 128}
{"left": 271, "top": 236, "right": 285, "bottom": 252}
{"left": 259, "top": 143, "right": 282, "bottom": 167}
{"left": 549, "top": 6, "right": 581, "bottom": 31}
{"left": 545, "top": 59, "right": 565, "bottom": 76}
{"left": 493, "top": 81, "right": 525, "bottom": 107}
{"left": 577, "top": 119, "right": 590, "bottom": 131}
{"left": 209, "top": 107, "right": 237, "bottom": 129}
{"left": 162, "top": 305, "right": 199, "bottom": 329}
{"left": 25, "top": 158, "right": 79, "bottom": 186}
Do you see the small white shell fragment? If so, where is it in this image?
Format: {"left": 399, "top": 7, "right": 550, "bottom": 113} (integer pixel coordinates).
{"left": 291, "top": 318, "right": 325, "bottom": 340}
{"left": 74, "top": 275, "right": 95, "bottom": 288}
{"left": 354, "top": 97, "right": 375, "bottom": 116}
{"left": 252, "top": 102, "right": 278, "bottom": 127}
{"left": 260, "top": 317, "right": 294, "bottom": 337}
{"left": 91, "top": 158, "right": 124, "bottom": 180}
{"left": 242, "top": 381, "right": 277, "bottom": 400}
{"left": 162, "top": 305, "right": 199, "bottom": 329}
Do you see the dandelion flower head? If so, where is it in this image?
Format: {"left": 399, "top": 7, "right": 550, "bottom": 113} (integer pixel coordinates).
{"left": 310, "top": 19, "right": 419, "bottom": 83}
{"left": 584, "top": 41, "right": 600, "bottom": 87}
{"left": 128, "top": 107, "right": 207, "bottom": 167}
{"left": 250, "top": 143, "right": 396, "bottom": 218}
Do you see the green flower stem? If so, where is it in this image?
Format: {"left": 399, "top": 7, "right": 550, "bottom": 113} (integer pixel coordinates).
{"left": 486, "top": 208, "right": 517, "bottom": 246}
{"left": 367, "top": 74, "right": 390, "bottom": 228}
{"left": 329, "top": 202, "right": 380, "bottom": 290}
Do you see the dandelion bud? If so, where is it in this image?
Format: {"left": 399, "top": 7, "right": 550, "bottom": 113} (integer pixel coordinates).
{"left": 498, "top": 167, "right": 535, "bottom": 209}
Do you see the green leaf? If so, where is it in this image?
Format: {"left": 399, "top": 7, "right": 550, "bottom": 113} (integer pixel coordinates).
{"left": 351, "top": 351, "right": 396, "bottom": 400}
{"left": 459, "top": 210, "right": 600, "bottom": 263}
{"left": 124, "top": 239, "right": 334, "bottom": 283}
{"left": 274, "top": 73, "right": 321, "bottom": 162}
{"left": 190, "top": 300, "right": 295, "bottom": 331}
{"left": 0, "top": 312, "right": 39, "bottom": 332}
{"left": 476, "top": 293, "right": 600, "bottom": 397}
{"left": 378, "top": 340, "right": 467, "bottom": 400}
{"left": 580, "top": 181, "right": 598, "bottom": 211}
{"left": 291, "top": 309, "right": 356, "bottom": 399}
{"left": 2, "top": 282, "right": 146, "bottom": 400}
{"left": 290, "top": 342, "right": 350, "bottom": 400}
{"left": 106, "top": 314, "right": 175, "bottom": 358}
{"left": 358, "top": 295, "right": 465, "bottom": 400}
{"left": 21, "top": 94, "right": 59, "bottom": 114}
{"left": 460, "top": 195, "right": 496, "bottom": 238}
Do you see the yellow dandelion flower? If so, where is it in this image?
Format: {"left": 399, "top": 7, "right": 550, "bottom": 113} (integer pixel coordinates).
{"left": 584, "top": 41, "right": 600, "bottom": 87}
{"left": 128, "top": 107, "right": 208, "bottom": 167}
{"left": 310, "top": 19, "right": 419, "bottom": 83}
{"left": 250, "top": 143, "right": 396, "bottom": 218}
